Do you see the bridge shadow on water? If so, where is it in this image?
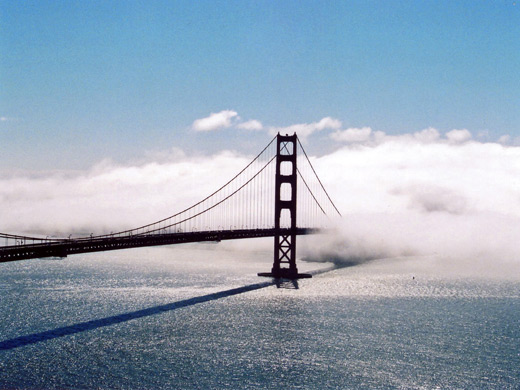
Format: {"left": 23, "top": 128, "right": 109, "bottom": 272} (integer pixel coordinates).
{"left": 0, "top": 264, "right": 344, "bottom": 352}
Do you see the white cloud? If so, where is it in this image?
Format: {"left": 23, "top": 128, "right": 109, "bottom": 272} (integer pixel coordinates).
{"left": 269, "top": 116, "right": 342, "bottom": 141}
{"left": 498, "top": 135, "right": 510, "bottom": 145}
{"left": 237, "top": 119, "right": 263, "bottom": 131}
{"left": 315, "top": 117, "right": 342, "bottom": 130}
{"left": 191, "top": 111, "right": 264, "bottom": 132}
{"left": 445, "top": 128, "right": 472, "bottom": 143}
{"left": 375, "top": 128, "right": 444, "bottom": 144}
{"left": 328, "top": 126, "right": 474, "bottom": 146}
{"left": 330, "top": 127, "right": 372, "bottom": 143}
{"left": 192, "top": 110, "right": 238, "bottom": 131}
{"left": 413, "top": 127, "right": 441, "bottom": 143}
{"left": 476, "top": 130, "right": 490, "bottom": 140}
{"left": 301, "top": 136, "right": 520, "bottom": 276}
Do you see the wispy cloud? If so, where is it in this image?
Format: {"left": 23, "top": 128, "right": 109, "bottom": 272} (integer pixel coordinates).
{"left": 191, "top": 110, "right": 264, "bottom": 133}
{"left": 498, "top": 135, "right": 510, "bottom": 145}
{"left": 237, "top": 119, "right": 263, "bottom": 131}
{"left": 330, "top": 127, "right": 372, "bottom": 143}
{"left": 269, "top": 117, "right": 342, "bottom": 141}
{"left": 192, "top": 110, "right": 238, "bottom": 131}
{"left": 445, "top": 128, "right": 472, "bottom": 143}
{"left": 0, "top": 116, "right": 18, "bottom": 123}
{"left": 191, "top": 112, "right": 343, "bottom": 140}
{"left": 329, "top": 127, "right": 477, "bottom": 145}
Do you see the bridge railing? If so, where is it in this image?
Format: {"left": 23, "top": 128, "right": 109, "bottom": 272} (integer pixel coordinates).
{"left": 1, "top": 233, "right": 62, "bottom": 246}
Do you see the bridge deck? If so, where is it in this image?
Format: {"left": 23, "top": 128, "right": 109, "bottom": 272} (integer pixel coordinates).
{"left": 0, "top": 228, "right": 317, "bottom": 263}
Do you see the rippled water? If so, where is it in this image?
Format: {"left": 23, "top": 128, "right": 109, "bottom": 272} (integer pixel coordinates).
{"left": 1, "top": 242, "right": 519, "bottom": 389}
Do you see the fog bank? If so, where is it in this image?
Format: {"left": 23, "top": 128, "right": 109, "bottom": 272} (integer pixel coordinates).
{"left": 1, "top": 129, "right": 519, "bottom": 276}
{"left": 301, "top": 131, "right": 520, "bottom": 276}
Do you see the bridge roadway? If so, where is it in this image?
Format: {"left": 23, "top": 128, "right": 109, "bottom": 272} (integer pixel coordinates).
{"left": 0, "top": 228, "right": 317, "bottom": 263}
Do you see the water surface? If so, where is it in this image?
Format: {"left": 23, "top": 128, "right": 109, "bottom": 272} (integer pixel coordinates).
{"left": 1, "top": 244, "right": 519, "bottom": 389}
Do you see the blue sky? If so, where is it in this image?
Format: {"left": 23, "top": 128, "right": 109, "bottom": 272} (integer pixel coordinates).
{"left": 1, "top": 0, "right": 519, "bottom": 170}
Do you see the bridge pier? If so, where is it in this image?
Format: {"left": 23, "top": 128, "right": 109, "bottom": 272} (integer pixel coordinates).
{"left": 258, "top": 133, "right": 311, "bottom": 280}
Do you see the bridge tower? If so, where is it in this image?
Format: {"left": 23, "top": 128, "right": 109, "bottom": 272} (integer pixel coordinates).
{"left": 258, "top": 133, "right": 312, "bottom": 279}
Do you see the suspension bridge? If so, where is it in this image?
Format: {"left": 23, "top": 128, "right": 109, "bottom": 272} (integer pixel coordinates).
{"left": 0, "top": 134, "right": 341, "bottom": 279}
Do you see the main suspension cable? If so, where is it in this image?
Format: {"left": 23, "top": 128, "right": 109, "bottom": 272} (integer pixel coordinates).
{"left": 296, "top": 137, "right": 342, "bottom": 217}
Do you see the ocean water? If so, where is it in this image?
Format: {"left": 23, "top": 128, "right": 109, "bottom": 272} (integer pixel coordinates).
{"left": 0, "top": 241, "right": 519, "bottom": 389}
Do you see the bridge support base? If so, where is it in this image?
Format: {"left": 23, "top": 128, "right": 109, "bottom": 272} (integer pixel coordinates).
{"left": 257, "top": 271, "right": 312, "bottom": 280}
